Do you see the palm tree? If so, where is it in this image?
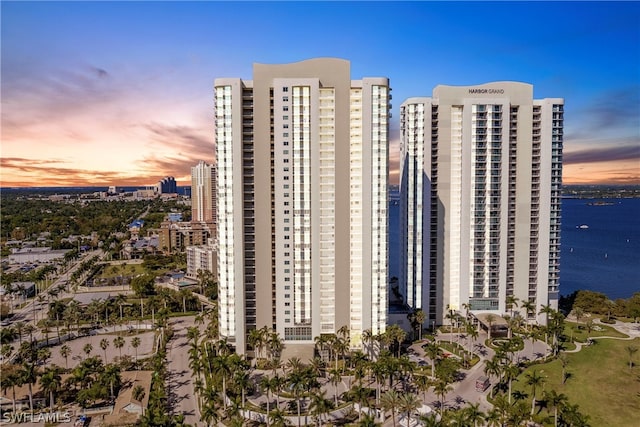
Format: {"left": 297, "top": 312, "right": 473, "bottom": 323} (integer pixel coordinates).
{"left": 485, "top": 313, "right": 497, "bottom": 341}
{"left": 525, "top": 369, "right": 546, "bottom": 415}
{"left": 101, "top": 364, "right": 122, "bottom": 400}
{"left": 287, "top": 369, "right": 307, "bottom": 427}
{"left": 309, "top": 389, "right": 334, "bottom": 426}
{"left": 100, "top": 338, "right": 110, "bottom": 361}
{"left": 520, "top": 299, "right": 536, "bottom": 329}
{"left": 465, "top": 402, "right": 485, "bottom": 427}
{"left": 268, "top": 407, "right": 291, "bottom": 427}
{"left": 211, "top": 354, "right": 231, "bottom": 410}
{"left": 423, "top": 342, "right": 441, "bottom": 378}
{"left": 18, "top": 362, "right": 38, "bottom": 413}
{"left": 433, "top": 380, "right": 452, "bottom": 415}
{"left": 40, "top": 366, "right": 62, "bottom": 411}
{"left": 503, "top": 363, "right": 520, "bottom": 404}
{"left": 414, "top": 374, "right": 432, "bottom": 402}
{"left": 131, "top": 336, "right": 141, "bottom": 365}
{"left": 506, "top": 295, "right": 519, "bottom": 318}
{"left": 626, "top": 345, "right": 638, "bottom": 369}
{"left": 260, "top": 375, "right": 277, "bottom": 427}
{"left": 0, "top": 370, "right": 21, "bottom": 414}
{"left": 113, "top": 335, "right": 125, "bottom": 361}
{"left": 328, "top": 368, "right": 342, "bottom": 406}
{"left": 380, "top": 389, "right": 401, "bottom": 427}
{"left": 544, "top": 389, "right": 568, "bottom": 427}
{"left": 59, "top": 344, "right": 71, "bottom": 370}
{"left": 398, "top": 392, "right": 420, "bottom": 427}
{"left": 83, "top": 343, "right": 93, "bottom": 358}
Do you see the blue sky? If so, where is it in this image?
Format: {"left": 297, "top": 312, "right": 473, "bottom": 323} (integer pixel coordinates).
{"left": 2, "top": 1, "right": 639, "bottom": 186}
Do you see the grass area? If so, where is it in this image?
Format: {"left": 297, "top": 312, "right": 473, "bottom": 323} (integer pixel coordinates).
{"left": 99, "top": 263, "right": 146, "bottom": 278}
{"left": 512, "top": 337, "right": 640, "bottom": 426}
{"left": 564, "top": 321, "right": 629, "bottom": 343}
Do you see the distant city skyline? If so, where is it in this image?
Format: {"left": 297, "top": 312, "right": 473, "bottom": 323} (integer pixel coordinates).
{"left": 2, "top": 1, "right": 639, "bottom": 187}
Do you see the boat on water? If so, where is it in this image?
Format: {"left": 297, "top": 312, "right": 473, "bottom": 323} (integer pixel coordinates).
{"left": 576, "top": 224, "right": 589, "bottom": 229}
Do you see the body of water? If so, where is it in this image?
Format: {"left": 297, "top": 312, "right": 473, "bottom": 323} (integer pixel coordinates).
{"left": 388, "top": 197, "right": 640, "bottom": 300}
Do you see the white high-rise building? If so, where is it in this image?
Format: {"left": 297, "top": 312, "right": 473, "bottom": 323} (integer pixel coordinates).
{"left": 400, "top": 82, "right": 563, "bottom": 326}
{"left": 215, "top": 58, "right": 390, "bottom": 355}
{"left": 191, "top": 161, "right": 217, "bottom": 223}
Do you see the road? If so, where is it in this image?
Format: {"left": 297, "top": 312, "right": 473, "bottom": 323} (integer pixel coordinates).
{"left": 165, "top": 316, "right": 202, "bottom": 427}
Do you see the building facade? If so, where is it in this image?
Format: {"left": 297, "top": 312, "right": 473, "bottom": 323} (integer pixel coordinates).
{"left": 186, "top": 238, "right": 218, "bottom": 280}
{"left": 215, "top": 58, "right": 390, "bottom": 355}
{"left": 400, "top": 82, "right": 563, "bottom": 326}
{"left": 191, "top": 161, "right": 217, "bottom": 224}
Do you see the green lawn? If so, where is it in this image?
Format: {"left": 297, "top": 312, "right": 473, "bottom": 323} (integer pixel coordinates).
{"left": 512, "top": 337, "right": 640, "bottom": 426}
{"left": 99, "top": 263, "right": 146, "bottom": 278}
{"left": 564, "top": 321, "right": 628, "bottom": 343}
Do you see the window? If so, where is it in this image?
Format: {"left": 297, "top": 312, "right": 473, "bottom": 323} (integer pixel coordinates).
{"left": 284, "top": 141, "right": 289, "bottom": 146}
{"left": 284, "top": 193, "right": 289, "bottom": 197}
{"left": 283, "top": 115, "right": 289, "bottom": 120}
{"left": 285, "top": 302, "right": 290, "bottom": 306}
{"left": 283, "top": 132, "right": 289, "bottom": 137}
{"left": 283, "top": 96, "right": 289, "bottom": 102}
{"left": 283, "top": 124, "right": 289, "bottom": 129}
{"left": 283, "top": 106, "right": 289, "bottom": 112}
{"left": 283, "top": 87, "right": 289, "bottom": 92}
{"left": 285, "top": 294, "right": 290, "bottom": 298}
{"left": 284, "top": 235, "right": 290, "bottom": 239}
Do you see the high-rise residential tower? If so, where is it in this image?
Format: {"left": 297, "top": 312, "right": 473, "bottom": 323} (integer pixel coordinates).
{"left": 215, "top": 58, "right": 390, "bottom": 355}
{"left": 400, "top": 82, "right": 563, "bottom": 326}
{"left": 191, "top": 161, "right": 217, "bottom": 223}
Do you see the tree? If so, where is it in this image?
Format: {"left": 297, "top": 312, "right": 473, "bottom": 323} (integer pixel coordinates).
{"left": 59, "top": 344, "right": 71, "bottom": 370}
{"left": 100, "top": 338, "right": 110, "bottom": 361}
{"left": 268, "top": 408, "right": 291, "bottom": 427}
{"left": 101, "top": 364, "right": 122, "bottom": 400}
{"left": 465, "top": 402, "right": 485, "bottom": 427}
{"left": 525, "top": 369, "right": 546, "bottom": 415}
{"left": 132, "top": 384, "right": 146, "bottom": 403}
{"left": 506, "top": 295, "right": 519, "bottom": 318}
{"left": 485, "top": 314, "right": 497, "bottom": 341}
{"left": 328, "top": 368, "right": 342, "bottom": 406}
{"left": 113, "top": 335, "right": 125, "bottom": 361}
{"left": 130, "top": 274, "right": 156, "bottom": 297}
{"left": 626, "top": 345, "right": 638, "bottom": 369}
{"left": 309, "top": 389, "right": 334, "bottom": 426}
{"left": 18, "top": 362, "right": 38, "bottom": 413}
{"left": 398, "top": 392, "right": 420, "bottom": 427}
{"left": 380, "top": 389, "right": 401, "bottom": 427}
{"left": 422, "top": 342, "right": 441, "bottom": 378}
{"left": 131, "top": 336, "right": 141, "bottom": 365}
{"left": 40, "top": 366, "right": 62, "bottom": 411}
{"left": 544, "top": 389, "right": 568, "bottom": 427}
{"left": 83, "top": 343, "right": 93, "bottom": 358}
{"left": 433, "top": 380, "right": 452, "bottom": 415}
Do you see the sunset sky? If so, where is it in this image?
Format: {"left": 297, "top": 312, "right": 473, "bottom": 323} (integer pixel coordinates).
{"left": 2, "top": 1, "right": 639, "bottom": 187}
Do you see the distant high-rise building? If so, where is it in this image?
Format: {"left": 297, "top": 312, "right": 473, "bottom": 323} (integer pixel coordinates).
{"left": 400, "top": 82, "right": 563, "bottom": 326}
{"left": 191, "top": 161, "right": 217, "bottom": 223}
{"left": 156, "top": 176, "right": 177, "bottom": 194}
{"left": 215, "top": 58, "right": 390, "bottom": 355}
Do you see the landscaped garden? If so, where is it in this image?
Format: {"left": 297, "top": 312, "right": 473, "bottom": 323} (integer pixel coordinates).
{"left": 512, "top": 336, "right": 640, "bottom": 426}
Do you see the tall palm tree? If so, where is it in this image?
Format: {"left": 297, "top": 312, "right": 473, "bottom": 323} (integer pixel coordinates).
{"left": 268, "top": 407, "right": 291, "bottom": 427}
{"left": 287, "top": 369, "right": 307, "bottom": 427}
{"left": 465, "top": 402, "right": 485, "bottom": 427}
{"left": 414, "top": 374, "right": 432, "bottom": 402}
{"left": 40, "top": 366, "right": 62, "bottom": 411}
{"left": 131, "top": 336, "right": 141, "bottom": 365}
{"left": 506, "top": 295, "right": 519, "bottom": 318}
{"left": 380, "top": 389, "right": 401, "bottom": 427}
{"left": 544, "top": 389, "right": 568, "bottom": 427}
{"left": 100, "top": 338, "right": 110, "bottom": 361}
{"left": 18, "top": 362, "right": 38, "bottom": 413}
{"left": 59, "top": 344, "right": 71, "bottom": 370}
{"left": 113, "top": 336, "right": 125, "bottom": 361}
{"left": 525, "top": 369, "right": 546, "bottom": 415}
{"left": 309, "top": 389, "right": 334, "bottom": 426}
{"left": 503, "top": 363, "right": 520, "bottom": 404}
{"left": 260, "top": 375, "right": 277, "bottom": 427}
{"left": 422, "top": 342, "right": 441, "bottom": 378}
{"left": 328, "top": 368, "right": 342, "bottom": 406}
{"left": 520, "top": 299, "right": 536, "bottom": 329}
{"left": 83, "top": 343, "right": 93, "bottom": 358}
{"left": 211, "top": 354, "right": 231, "bottom": 410}
{"left": 485, "top": 314, "right": 497, "bottom": 341}
{"left": 398, "top": 392, "right": 420, "bottom": 427}
{"left": 433, "top": 380, "right": 452, "bottom": 415}
{"left": 101, "top": 364, "right": 122, "bottom": 400}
